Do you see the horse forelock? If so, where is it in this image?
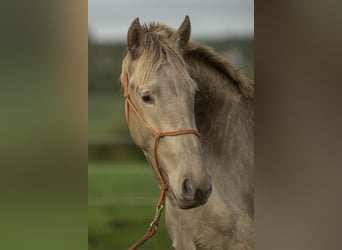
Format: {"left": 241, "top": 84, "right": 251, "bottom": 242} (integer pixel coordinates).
{"left": 127, "top": 22, "right": 193, "bottom": 86}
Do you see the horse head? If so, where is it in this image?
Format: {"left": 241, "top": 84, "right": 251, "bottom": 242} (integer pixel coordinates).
{"left": 122, "top": 16, "right": 212, "bottom": 209}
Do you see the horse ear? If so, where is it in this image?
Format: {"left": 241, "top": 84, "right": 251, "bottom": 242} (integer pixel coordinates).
{"left": 127, "top": 18, "right": 144, "bottom": 59}
{"left": 175, "top": 15, "right": 191, "bottom": 51}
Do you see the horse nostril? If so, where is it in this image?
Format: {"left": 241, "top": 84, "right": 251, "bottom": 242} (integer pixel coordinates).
{"left": 182, "top": 178, "right": 211, "bottom": 203}
{"left": 182, "top": 178, "right": 192, "bottom": 196}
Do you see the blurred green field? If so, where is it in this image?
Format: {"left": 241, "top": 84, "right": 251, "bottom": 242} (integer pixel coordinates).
{"left": 88, "top": 94, "right": 146, "bottom": 161}
{"left": 88, "top": 94, "right": 126, "bottom": 135}
{"left": 88, "top": 162, "right": 173, "bottom": 250}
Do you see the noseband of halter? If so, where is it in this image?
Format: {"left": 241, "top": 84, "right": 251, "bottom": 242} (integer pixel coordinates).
{"left": 122, "top": 56, "right": 201, "bottom": 250}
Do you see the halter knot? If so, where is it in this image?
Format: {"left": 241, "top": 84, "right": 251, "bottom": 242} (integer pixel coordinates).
{"left": 156, "top": 131, "right": 165, "bottom": 138}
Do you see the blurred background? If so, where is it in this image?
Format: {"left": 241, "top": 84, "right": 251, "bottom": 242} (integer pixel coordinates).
{"left": 2, "top": 1, "right": 341, "bottom": 250}
{"left": 88, "top": 0, "right": 253, "bottom": 249}
{"left": 1, "top": 1, "right": 341, "bottom": 250}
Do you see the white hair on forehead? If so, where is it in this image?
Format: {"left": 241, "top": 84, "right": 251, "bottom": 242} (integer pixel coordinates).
{"left": 133, "top": 44, "right": 194, "bottom": 87}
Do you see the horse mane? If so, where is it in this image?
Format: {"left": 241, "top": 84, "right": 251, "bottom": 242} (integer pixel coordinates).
{"left": 137, "top": 22, "right": 254, "bottom": 99}
{"left": 184, "top": 43, "right": 254, "bottom": 99}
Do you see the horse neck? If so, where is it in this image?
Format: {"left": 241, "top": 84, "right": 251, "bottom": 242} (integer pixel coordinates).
{"left": 186, "top": 56, "right": 254, "bottom": 193}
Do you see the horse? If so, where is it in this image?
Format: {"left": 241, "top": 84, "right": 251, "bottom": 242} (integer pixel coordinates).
{"left": 121, "top": 16, "right": 254, "bottom": 250}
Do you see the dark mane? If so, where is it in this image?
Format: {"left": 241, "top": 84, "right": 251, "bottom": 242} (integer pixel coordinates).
{"left": 184, "top": 43, "right": 254, "bottom": 98}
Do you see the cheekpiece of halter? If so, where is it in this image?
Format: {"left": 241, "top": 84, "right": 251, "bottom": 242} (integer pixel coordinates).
{"left": 122, "top": 56, "right": 130, "bottom": 99}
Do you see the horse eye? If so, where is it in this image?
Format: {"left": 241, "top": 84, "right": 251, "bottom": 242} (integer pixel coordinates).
{"left": 141, "top": 94, "right": 153, "bottom": 103}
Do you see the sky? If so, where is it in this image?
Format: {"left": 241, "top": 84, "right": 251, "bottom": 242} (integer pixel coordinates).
{"left": 88, "top": 0, "right": 254, "bottom": 43}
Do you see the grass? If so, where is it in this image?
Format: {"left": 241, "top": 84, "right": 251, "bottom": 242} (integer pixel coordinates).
{"left": 88, "top": 162, "right": 173, "bottom": 250}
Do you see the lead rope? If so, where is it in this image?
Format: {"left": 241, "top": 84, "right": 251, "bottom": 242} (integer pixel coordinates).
{"left": 122, "top": 57, "right": 200, "bottom": 250}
